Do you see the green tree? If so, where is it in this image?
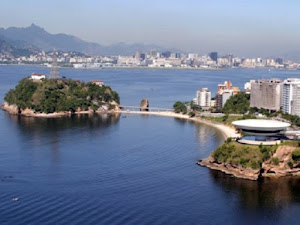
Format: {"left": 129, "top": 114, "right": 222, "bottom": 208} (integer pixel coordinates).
{"left": 222, "top": 92, "right": 250, "bottom": 114}
{"left": 173, "top": 101, "right": 187, "bottom": 114}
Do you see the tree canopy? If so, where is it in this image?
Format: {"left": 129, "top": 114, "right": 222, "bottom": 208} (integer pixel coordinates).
{"left": 4, "top": 78, "right": 120, "bottom": 114}
{"left": 222, "top": 92, "right": 250, "bottom": 114}
{"left": 173, "top": 101, "right": 187, "bottom": 114}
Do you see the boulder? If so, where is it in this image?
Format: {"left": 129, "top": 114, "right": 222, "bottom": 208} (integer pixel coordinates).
{"left": 140, "top": 98, "right": 149, "bottom": 111}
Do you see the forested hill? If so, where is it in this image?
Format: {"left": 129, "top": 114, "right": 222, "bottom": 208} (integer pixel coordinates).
{"left": 4, "top": 78, "right": 120, "bottom": 114}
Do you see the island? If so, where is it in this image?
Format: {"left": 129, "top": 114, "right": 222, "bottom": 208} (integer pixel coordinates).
{"left": 1, "top": 77, "right": 120, "bottom": 117}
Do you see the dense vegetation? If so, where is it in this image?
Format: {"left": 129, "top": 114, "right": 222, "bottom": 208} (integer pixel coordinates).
{"left": 4, "top": 78, "right": 120, "bottom": 113}
{"left": 213, "top": 141, "right": 277, "bottom": 170}
{"left": 173, "top": 101, "right": 187, "bottom": 114}
{"left": 222, "top": 92, "right": 250, "bottom": 114}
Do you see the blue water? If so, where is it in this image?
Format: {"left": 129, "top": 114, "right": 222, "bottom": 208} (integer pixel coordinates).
{"left": 0, "top": 65, "right": 300, "bottom": 225}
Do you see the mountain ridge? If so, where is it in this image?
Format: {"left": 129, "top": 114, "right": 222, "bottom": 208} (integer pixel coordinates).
{"left": 0, "top": 24, "right": 181, "bottom": 56}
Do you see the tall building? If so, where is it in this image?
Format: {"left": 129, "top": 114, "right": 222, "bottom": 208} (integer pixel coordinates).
{"left": 209, "top": 52, "right": 218, "bottom": 62}
{"left": 161, "top": 51, "right": 171, "bottom": 58}
{"left": 175, "top": 53, "right": 181, "bottom": 59}
{"left": 282, "top": 78, "right": 300, "bottom": 116}
{"left": 222, "top": 90, "right": 233, "bottom": 107}
{"left": 196, "top": 88, "right": 211, "bottom": 107}
{"left": 216, "top": 81, "right": 233, "bottom": 108}
{"left": 250, "top": 79, "right": 282, "bottom": 111}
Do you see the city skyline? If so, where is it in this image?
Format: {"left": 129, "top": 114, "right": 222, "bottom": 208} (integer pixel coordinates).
{"left": 1, "top": 0, "right": 300, "bottom": 57}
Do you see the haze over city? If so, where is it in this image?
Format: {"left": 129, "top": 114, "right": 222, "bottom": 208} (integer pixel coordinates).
{"left": 1, "top": 0, "right": 299, "bottom": 57}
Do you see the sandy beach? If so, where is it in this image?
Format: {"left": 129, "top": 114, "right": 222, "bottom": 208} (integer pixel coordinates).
{"left": 118, "top": 110, "right": 240, "bottom": 140}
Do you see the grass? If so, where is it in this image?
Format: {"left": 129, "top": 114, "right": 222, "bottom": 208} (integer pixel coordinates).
{"left": 213, "top": 142, "right": 264, "bottom": 170}
{"left": 200, "top": 114, "right": 257, "bottom": 126}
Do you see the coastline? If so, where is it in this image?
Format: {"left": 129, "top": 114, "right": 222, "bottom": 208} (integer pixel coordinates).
{"left": 117, "top": 110, "right": 240, "bottom": 140}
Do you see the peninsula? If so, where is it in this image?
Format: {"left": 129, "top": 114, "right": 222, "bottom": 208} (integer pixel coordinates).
{"left": 1, "top": 77, "right": 120, "bottom": 117}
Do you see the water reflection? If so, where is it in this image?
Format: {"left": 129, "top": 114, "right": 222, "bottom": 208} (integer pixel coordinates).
{"left": 5, "top": 113, "right": 121, "bottom": 166}
{"left": 209, "top": 169, "right": 300, "bottom": 210}
{"left": 6, "top": 113, "right": 121, "bottom": 134}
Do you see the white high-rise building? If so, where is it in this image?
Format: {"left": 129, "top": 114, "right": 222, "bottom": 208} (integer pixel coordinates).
{"left": 196, "top": 88, "right": 211, "bottom": 107}
{"left": 282, "top": 78, "right": 300, "bottom": 116}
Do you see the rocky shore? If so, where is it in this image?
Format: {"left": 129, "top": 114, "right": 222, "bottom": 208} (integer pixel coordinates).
{"left": 198, "top": 156, "right": 260, "bottom": 180}
{"left": 199, "top": 145, "right": 300, "bottom": 180}
{"left": 1, "top": 101, "right": 120, "bottom": 118}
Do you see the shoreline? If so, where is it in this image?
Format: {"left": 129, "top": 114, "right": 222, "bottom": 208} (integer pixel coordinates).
{"left": 117, "top": 110, "right": 240, "bottom": 140}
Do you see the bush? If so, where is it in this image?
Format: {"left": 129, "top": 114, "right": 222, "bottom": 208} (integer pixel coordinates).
{"left": 189, "top": 111, "right": 195, "bottom": 117}
{"left": 271, "top": 157, "right": 280, "bottom": 165}
{"left": 288, "top": 161, "right": 294, "bottom": 169}
{"left": 173, "top": 101, "right": 187, "bottom": 114}
{"left": 226, "top": 137, "right": 232, "bottom": 143}
{"left": 251, "top": 161, "right": 260, "bottom": 170}
{"left": 292, "top": 149, "right": 300, "bottom": 162}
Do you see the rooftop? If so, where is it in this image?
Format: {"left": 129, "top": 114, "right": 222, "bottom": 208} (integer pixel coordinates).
{"left": 232, "top": 119, "right": 290, "bottom": 131}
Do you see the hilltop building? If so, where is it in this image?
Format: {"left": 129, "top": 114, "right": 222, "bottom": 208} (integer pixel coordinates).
{"left": 250, "top": 79, "right": 282, "bottom": 111}
{"left": 31, "top": 73, "right": 46, "bottom": 80}
{"left": 196, "top": 88, "right": 211, "bottom": 107}
{"left": 282, "top": 78, "right": 300, "bottom": 116}
{"left": 90, "top": 80, "right": 104, "bottom": 87}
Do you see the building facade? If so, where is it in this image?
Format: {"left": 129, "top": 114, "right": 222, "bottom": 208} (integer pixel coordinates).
{"left": 250, "top": 79, "right": 282, "bottom": 111}
{"left": 196, "top": 88, "right": 211, "bottom": 107}
{"left": 282, "top": 78, "right": 300, "bottom": 116}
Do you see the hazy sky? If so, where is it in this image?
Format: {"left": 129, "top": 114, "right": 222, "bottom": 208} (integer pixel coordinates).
{"left": 0, "top": 0, "right": 299, "bottom": 57}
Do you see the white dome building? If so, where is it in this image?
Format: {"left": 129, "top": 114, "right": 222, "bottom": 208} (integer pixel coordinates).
{"left": 232, "top": 119, "right": 290, "bottom": 145}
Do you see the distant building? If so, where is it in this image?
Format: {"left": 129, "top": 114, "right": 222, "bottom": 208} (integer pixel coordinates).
{"left": 222, "top": 90, "right": 233, "bottom": 107}
{"left": 31, "top": 73, "right": 46, "bottom": 80}
{"left": 175, "top": 53, "right": 181, "bottom": 59}
{"left": 218, "top": 81, "right": 232, "bottom": 94}
{"left": 209, "top": 52, "right": 218, "bottom": 62}
{"left": 196, "top": 88, "right": 211, "bottom": 107}
{"left": 210, "top": 99, "right": 216, "bottom": 107}
{"left": 216, "top": 80, "right": 234, "bottom": 108}
{"left": 232, "top": 86, "right": 240, "bottom": 95}
{"left": 90, "top": 80, "right": 104, "bottom": 87}
{"left": 250, "top": 79, "right": 282, "bottom": 111}
{"left": 140, "top": 53, "right": 146, "bottom": 60}
{"left": 161, "top": 51, "right": 171, "bottom": 58}
{"left": 282, "top": 78, "right": 300, "bottom": 116}
{"left": 216, "top": 94, "right": 223, "bottom": 109}
{"left": 244, "top": 80, "right": 255, "bottom": 94}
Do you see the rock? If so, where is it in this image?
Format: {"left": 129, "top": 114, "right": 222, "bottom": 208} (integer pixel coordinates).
{"left": 261, "top": 146, "right": 300, "bottom": 178}
{"left": 140, "top": 98, "right": 149, "bottom": 111}
{"left": 198, "top": 158, "right": 260, "bottom": 180}
{"left": 1, "top": 102, "right": 19, "bottom": 114}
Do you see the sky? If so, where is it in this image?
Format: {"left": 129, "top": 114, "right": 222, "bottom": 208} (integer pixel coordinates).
{"left": 0, "top": 0, "right": 300, "bottom": 57}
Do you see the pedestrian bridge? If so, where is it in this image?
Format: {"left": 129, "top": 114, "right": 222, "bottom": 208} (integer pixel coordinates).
{"left": 119, "top": 105, "right": 173, "bottom": 112}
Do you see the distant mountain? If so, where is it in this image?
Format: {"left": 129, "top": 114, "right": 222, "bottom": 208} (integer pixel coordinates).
{"left": 0, "top": 36, "right": 37, "bottom": 57}
{"left": 0, "top": 24, "right": 181, "bottom": 56}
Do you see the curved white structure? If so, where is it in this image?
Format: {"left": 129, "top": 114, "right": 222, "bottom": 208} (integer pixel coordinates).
{"left": 232, "top": 119, "right": 291, "bottom": 145}
{"left": 232, "top": 119, "right": 290, "bottom": 136}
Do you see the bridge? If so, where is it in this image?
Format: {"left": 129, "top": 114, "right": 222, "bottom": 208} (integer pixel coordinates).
{"left": 119, "top": 105, "right": 173, "bottom": 112}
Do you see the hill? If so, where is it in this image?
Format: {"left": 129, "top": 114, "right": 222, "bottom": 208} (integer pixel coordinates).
{"left": 0, "top": 24, "right": 181, "bottom": 56}
{"left": 2, "top": 78, "right": 120, "bottom": 116}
